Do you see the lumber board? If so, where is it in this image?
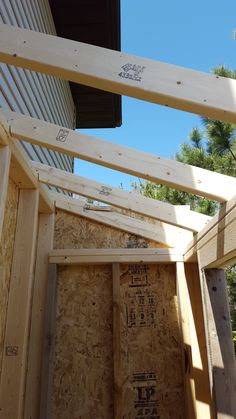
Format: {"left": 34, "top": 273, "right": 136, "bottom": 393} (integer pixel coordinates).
{"left": 24, "top": 213, "right": 55, "bottom": 419}
{"left": 4, "top": 110, "right": 236, "bottom": 201}
{"left": 185, "top": 200, "right": 236, "bottom": 268}
{"left": 0, "top": 189, "right": 39, "bottom": 419}
{"left": 51, "top": 192, "right": 193, "bottom": 249}
{"left": 32, "top": 160, "right": 211, "bottom": 232}
{"left": 198, "top": 268, "right": 236, "bottom": 418}
{"left": 0, "top": 111, "right": 54, "bottom": 213}
{"left": 49, "top": 248, "right": 184, "bottom": 265}
{"left": 0, "top": 146, "right": 11, "bottom": 241}
{"left": 112, "top": 263, "right": 123, "bottom": 419}
{"left": 184, "top": 193, "right": 236, "bottom": 263}
{"left": 176, "top": 262, "right": 213, "bottom": 418}
{"left": 39, "top": 264, "right": 57, "bottom": 419}
{"left": 1, "top": 24, "right": 236, "bottom": 124}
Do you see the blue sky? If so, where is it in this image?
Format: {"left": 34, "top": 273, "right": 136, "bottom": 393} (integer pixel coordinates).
{"left": 74, "top": 0, "right": 236, "bottom": 189}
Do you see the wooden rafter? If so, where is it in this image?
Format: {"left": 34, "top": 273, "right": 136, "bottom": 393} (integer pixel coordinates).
{"left": 32, "top": 160, "right": 211, "bottom": 232}
{"left": 51, "top": 192, "right": 193, "bottom": 249}
{"left": 4, "top": 110, "right": 236, "bottom": 201}
{"left": 1, "top": 23, "right": 236, "bottom": 123}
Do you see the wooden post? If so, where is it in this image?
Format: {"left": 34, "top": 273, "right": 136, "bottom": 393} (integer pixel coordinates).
{"left": 0, "top": 146, "right": 11, "bottom": 241}
{"left": 199, "top": 266, "right": 236, "bottom": 418}
{"left": 0, "top": 189, "right": 39, "bottom": 419}
{"left": 112, "top": 263, "right": 123, "bottom": 419}
{"left": 39, "top": 264, "right": 57, "bottom": 419}
{"left": 176, "top": 262, "right": 213, "bottom": 418}
{"left": 24, "top": 213, "right": 55, "bottom": 419}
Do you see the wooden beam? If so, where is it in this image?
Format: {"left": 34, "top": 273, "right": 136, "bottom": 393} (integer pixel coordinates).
{"left": 51, "top": 192, "right": 192, "bottom": 249}
{"left": 49, "top": 248, "right": 184, "bottom": 265}
{"left": 185, "top": 195, "right": 236, "bottom": 268}
{"left": 176, "top": 262, "right": 213, "bottom": 418}
{"left": 0, "top": 111, "right": 54, "bottom": 213}
{"left": 112, "top": 263, "right": 123, "bottom": 419}
{"left": 0, "top": 146, "right": 11, "bottom": 241}
{"left": 198, "top": 267, "right": 236, "bottom": 418}
{"left": 39, "top": 264, "right": 57, "bottom": 419}
{"left": 24, "top": 213, "right": 55, "bottom": 419}
{"left": 4, "top": 110, "right": 236, "bottom": 202}
{"left": 32, "top": 160, "right": 211, "bottom": 232}
{"left": 0, "top": 189, "right": 39, "bottom": 419}
{"left": 1, "top": 24, "right": 236, "bottom": 124}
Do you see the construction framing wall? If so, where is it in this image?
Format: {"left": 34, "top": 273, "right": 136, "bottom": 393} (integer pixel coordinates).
{"left": 0, "top": 23, "right": 236, "bottom": 419}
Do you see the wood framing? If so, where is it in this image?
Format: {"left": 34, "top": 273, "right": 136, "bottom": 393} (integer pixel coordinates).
{"left": 112, "top": 263, "right": 123, "bottom": 419}
{"left": 39, "top": 264, "right": 57, "bottom": 419}
{"left": 176, "top": 262, "right": 213, "bottom": 418}
{"left": 0, "top": 146, "right": 11, "bottom": 241}
{"left": 51, "top": 192, "right": 193, "bottom": 248}
{"left": 49, "top": 248, "right": 184, "bottom": 265}
{"left": 4, "top": 110, "right": 236, "bottom": 201}
{"left": 24, "top": 213, "right": 55, "bottom": 419}
{"left": 0, "top": 189, "right": 39, "bottom": 419}
{"left": 184, "top": 194, "right": 236, "bottom": 267}
{"left": 32, "top": 160, "right": 211, "bottom": 232}
{"left": 198, "top": 268, "right": 236, "bottom": 418}
{"left": 1, "top": 23, "right": 236, "bottom": 124}
{"left": 1, "top": 20, "right": 236, "bottom": 419}
{"left": 0, "top": 112, "right": 53, "bottom": 214}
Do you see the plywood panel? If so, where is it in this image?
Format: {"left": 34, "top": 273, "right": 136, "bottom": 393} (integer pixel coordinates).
{"left": 54, "top": 210, "right": 163, "bottom": 250}
{"left": 51, "top": 263, "right": 185, "bottom": 418}
{"left": 119, "top": 264, "right": 185, "bottom": 419}
{"left": 51, "top": 265, "right": 113, "bottom": 419}
{"left": 0, "top": 178, "right": 19, "bottom": 376}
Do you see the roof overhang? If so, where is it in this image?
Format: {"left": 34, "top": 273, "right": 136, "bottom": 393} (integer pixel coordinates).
{"left": 49, "top": 0, "right": 122, "bottom": 129}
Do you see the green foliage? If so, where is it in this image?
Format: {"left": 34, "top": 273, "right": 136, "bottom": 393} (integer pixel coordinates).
{"left": 233, "top": 331, "right": 236, "bottom": 354}
{"left": 132, "top": 65, "right": 236, "bottom": 350}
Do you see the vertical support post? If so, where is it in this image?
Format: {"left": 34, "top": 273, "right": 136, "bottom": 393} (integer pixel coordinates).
{"left": 0, "top": 146, "right": 11, "bottom": 241}
{"left": 0, "top": 189, "right": 39, "bottom": 419}
{"left": 112, "top": 262, "right": 122, "bottom": 419}
{"left": 199, "top": 265, "right": 236, "bottom": 418}
{"left": 176, "top": 262, "right": 213, "bottom": 418}
{"left": 24, "top": 213, "right": 55, "bottom": 419}
{"left": 39, "top": 264, "right": 57, "bottom": 419}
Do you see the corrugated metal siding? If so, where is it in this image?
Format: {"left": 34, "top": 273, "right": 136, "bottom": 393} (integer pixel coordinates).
{"left": 0, "top": 0, "right": 75, "bottom": 173}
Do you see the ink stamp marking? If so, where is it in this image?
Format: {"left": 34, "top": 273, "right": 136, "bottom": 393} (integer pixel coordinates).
{"left": 128, "top": 265, "right": 149, "bottom": 287}
{"left": 99, "top": 186, "right": 112, "bottom": 196}
{"left": 126, "top": 289, "right": 157, "bottom": 327}
{"left": 6, "top": 346, "right": 18, "bottom": 356}
{"left": 56, "top": 129, "right": 69, "bottom": 142}
{"left": 133, "top": 372, "right": 160, "bottom": 419}
{"left": 119, "top": 63, "right": 145, "bottom": 82}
